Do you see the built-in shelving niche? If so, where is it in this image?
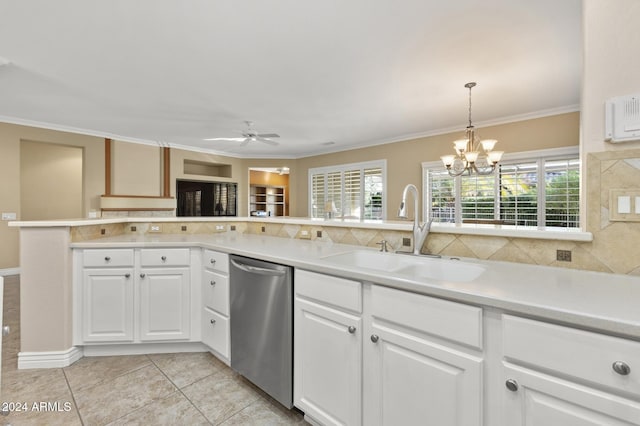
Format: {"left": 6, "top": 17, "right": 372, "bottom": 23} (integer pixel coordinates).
{"left": 183, "top": 159, "right": 232, "bottom": 178}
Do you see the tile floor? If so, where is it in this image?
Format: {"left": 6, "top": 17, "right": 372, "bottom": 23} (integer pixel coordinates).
{"left": 1, "top": 275, "right": 306, "bottom": 425}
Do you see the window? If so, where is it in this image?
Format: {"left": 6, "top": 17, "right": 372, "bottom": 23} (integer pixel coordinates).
{"left": 423, "top": 148, "right": 579, "bottom": 228}
{"left": 309, "top": 160, "right": 386, "bottom": 220}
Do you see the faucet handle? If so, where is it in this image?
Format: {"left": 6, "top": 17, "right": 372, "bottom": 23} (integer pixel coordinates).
{"left": 376, "top": 240, "right": 389, "bottom": 252}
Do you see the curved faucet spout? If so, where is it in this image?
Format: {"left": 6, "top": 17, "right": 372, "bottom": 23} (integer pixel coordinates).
{"left": 398, "top": 184, "right": 432, "bottom": 255}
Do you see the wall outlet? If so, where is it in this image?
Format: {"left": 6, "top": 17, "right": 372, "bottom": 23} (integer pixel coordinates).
{"left": 403, "top": 237, "right": 411, "bottom": 247}
{"left": 316, "top": 230, "right": 322, "bottom": 238}
{"left": 261, "top": 226, "right": 266, "bottom": 233}
{"left": 181, "top": 225, "right": 187, "bottom": 231}
{"left": 230, "top": 225, "right": 236, "bottom": 231}
{"left": 149, "top": 225, "right": 162, "bottom": 233}
{"left": 299, "top": 230, "right": 311, "bottom": 239}
{"left": 557, "top": 249, "right": 572, "bottom": 262}
{"left": 1, "top": 212, "right": 16, "bottom": 221}
{"left": 214, "top": 225, "right": 226, "bottom": 232}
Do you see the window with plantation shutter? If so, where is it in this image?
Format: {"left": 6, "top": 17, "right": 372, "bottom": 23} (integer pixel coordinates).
{"left": 423, "top": 147, "right": 580, "bottom": 229}
{"left": 309, "top": 160, "right": 386, "bottom": 220}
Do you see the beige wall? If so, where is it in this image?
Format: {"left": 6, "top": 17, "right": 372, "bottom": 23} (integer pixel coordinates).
{"left": 0, "top": 123, "right": 103, "bottom": 270}
{"left": 112, "top": 141, "right": 161, "bottom": 196}
{"left": 20, "top": 140, "right": 83, "bottom": 221}
{"left": 292, "top": 112, "right": 580, "bottom": 218}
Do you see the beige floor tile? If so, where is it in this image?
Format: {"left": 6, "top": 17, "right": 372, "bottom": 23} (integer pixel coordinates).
{"left": 63, "top": 354, "right": 151, "bottom": 393}
{"left": 182, "top": 371, "right": 262, "bottom": 424}
{"left": 149, "top": 351, "right": 226, "bottom": 389}
{"left": 1, "top": 397, "right": 82, "bottom": 426}
{"left": 74, "top": 364, "right": 176, "bottom": 425}
{"left": 2, "top": 368, "right": 71, "bottom": 403}
{"left": 220, "top": 398, "right": 304, "bottom": 425}
{"left": 105, "top": 391, "right": 209, "bottom": 426}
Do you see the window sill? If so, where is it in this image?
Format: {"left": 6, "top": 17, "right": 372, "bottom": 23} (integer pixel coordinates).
{"left": 431, "top": 222, "right": 593, "bottom": 242}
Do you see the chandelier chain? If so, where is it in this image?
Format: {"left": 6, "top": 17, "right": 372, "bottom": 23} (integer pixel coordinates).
{"left": 468, "top": 84, "right": 473, "bottom": 128}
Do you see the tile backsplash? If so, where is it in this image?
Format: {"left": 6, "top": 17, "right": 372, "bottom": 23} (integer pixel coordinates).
{"left": 70, "top": 149, "right": 640, "bottom": 277}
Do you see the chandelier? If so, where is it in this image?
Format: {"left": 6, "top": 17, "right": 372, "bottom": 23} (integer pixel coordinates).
{"left": 440, "top": 82, "right": 503, "bottom": 177}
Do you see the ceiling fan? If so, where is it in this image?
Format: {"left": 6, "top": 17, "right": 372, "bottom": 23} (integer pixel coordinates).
{"left": 205, "top": 121, "right": 280, "bottom": 146}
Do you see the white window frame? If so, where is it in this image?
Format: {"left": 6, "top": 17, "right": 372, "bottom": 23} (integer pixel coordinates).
{"left": 308, "top": 159, "right": 387, "bottom": 220}
{"left": 422, "top": 146, "right": 580, "bottom": 229}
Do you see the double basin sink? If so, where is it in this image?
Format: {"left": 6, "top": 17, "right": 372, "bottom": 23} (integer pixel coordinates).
{"left": 321, "top": 249, "right": 486, "bottom": 283}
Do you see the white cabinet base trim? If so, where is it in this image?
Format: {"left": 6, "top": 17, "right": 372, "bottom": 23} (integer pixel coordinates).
{"left": 18, "top": 347, "right": 83, "bottom": 369}
{"left": 82, "top": 342, "right": 208, "bottom": 357}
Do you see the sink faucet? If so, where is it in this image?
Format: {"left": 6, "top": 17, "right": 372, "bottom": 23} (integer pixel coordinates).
{"left": 398, "top": 184, "right": 432, "bottom": 255}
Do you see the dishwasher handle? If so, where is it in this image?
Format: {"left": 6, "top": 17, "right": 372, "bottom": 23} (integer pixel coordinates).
{"left": 230, "top": 258, "right": 287, "bottom": 276}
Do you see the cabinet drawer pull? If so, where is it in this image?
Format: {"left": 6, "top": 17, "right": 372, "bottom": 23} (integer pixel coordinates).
{"left": 370, "top": 334, "right": 379, "bottom": 343}
{"left": 210, "top": 259, "right": 216, "bottom": 265}
{"left": 210, "top": 281, "right": 216, "bottom": 286}
{"left": 125, "top": 273, "right": 130, "bottom": 278}
{"left": 505, "top": 379, "right": 519, "bottom": 392}
{"left": 161, "top": 256, "right": 167, "bottom": 261}
{"left": 2, "top": 326, "right": 10, "bottom": 336}
{"left": 613, "top": 361, "right": 631, "bottom": 376}
{"left": 140, "top": 273, "right": 146, "bottom": 278}
{"left": 348, "top": 326, "right": 356, "bottom": 334}
{"left": 104, "top": 256, "right": 111, "bottom": 262}
{"left": 210, "top": 319, "right": 216, "bottom": 325}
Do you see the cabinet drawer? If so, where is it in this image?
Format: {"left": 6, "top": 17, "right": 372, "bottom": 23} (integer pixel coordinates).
{"left": 202, "top": 308, "right": 229, "bottom": 360}
{"left": 140, "top": 248, "right": 190, "bottom": 267}
{"left": 203, "top": 249, "right": 229, "bottom": 274}
{"left": 295, "top": 269, "right": 362, "bottom": 313}
{"left": 372, "top": 285, "right": 482, "bottom": 349}
{"left": 203, "top": 270, "right": 229, "bottom": 315}
{"left": 503, "top": 315, "right": 640, "bottom": 395}
{"left": 83, "top": 249, "right": 134, "bottom": 267}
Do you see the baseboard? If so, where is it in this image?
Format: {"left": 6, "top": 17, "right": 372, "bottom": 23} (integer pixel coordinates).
{"left": 82, "top": 342, "right": 208, "bottom": 357}
{"left": 18, "top": 346, "right": 84, "bottom": 369}
{"left": 0, "top": 267, "right": 20, "bottom": 276}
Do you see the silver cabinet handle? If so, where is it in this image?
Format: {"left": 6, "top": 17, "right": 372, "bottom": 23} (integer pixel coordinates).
{"left": 613, "top": 361, "right": 631, "bottom": 376}
{"left": 161, "top": 256, "right": 167, "bottom": 261}
{"left": 140, "top": 273, "right": 146, "bottom": 278}
{"left": 125, "top": 273, "right": 130, "bottom": 278}
{"left": 370, "top": 334, "right": 379, "bottom": 343}
{"left": 210, "top": 259, "right": 216, "bottom": 265}
{"left": 210, "top": 280, "right": 216, "bottom": 286}
{"left": 104, "top": 256, "right": 111, "bottom": 261}
{"left": 210, "top": 319, "right": 216, "bottom": 324}
{"left": 505, "top": 379, "right": 519, "bottom": 392}
{"left": 348, "top": 326, "right": 356, "bottom": 334}
{"left": 2, "top": 325, "right": 9, "bottom": 336}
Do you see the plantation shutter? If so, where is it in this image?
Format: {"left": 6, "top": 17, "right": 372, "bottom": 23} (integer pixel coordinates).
{"left": 499, "top": 162, "right": 538, "bottom": 226}
{"left": 364, "top": 167, "right": 383, "bottom": 219}
{"left": 428, "top": 169, "right": 456, "bottom": 223}
{"left": 460, "top": 173, "right": 495, "bottom": 221}
{"left": 326, "top": 171, "right": 342, "bottom": 216}
{"left": 311, "top": 173, "right": 325, "bottom": 218}
{"left": 544, "top": 158, "right": 580, "bottom": 228}
{"left": 343, "top": 169, "right": 361, "bottom": 218}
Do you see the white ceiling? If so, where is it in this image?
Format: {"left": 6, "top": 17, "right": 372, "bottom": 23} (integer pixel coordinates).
{"left": 0, "top": 0, "right": 582, "bottom": 159}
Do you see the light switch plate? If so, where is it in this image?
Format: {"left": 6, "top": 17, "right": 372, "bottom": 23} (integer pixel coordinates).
{"left": 149, "top": 224, "right": 162, "bottom": 233}
{"left": 214, "top": 225, "right": 225, "bottom": 232}
{"left": 1, "top": 212, "right": 16, "bottom": 221}
{"left": 609, "top": 189, "right": 640, "bottom": 221}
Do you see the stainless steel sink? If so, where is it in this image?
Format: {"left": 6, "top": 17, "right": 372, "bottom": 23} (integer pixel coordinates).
{"left": 321, "top": 249, "right": 486, "bottom": 283}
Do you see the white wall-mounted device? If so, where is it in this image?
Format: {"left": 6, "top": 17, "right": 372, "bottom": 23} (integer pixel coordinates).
{"left": 605, "top": 94, "right": 640, "bottom": 143}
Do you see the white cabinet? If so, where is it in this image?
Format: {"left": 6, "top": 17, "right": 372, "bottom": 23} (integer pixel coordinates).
{"left": 294, "top": 270, "right": 362, "bottom": 426}
{"left": 139, "top": 268, "right": 190, "bottom": 341}
{"left": 363, "top": 285, "right": 483, "bottom": 426}
{"left": 201, "top": 249, "right": 230, "bottom": 361}
{"left": 501, "top": 315, "right": 640, "bottom": 426}
{"left": 77, "top": 248, "right": 191, "bottom": 344}
{"left": 82, "top": 268, "right": 134, "bottom": 342}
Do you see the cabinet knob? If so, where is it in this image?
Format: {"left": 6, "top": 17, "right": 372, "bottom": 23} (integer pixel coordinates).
{"left": 161, "top": 256, "right": 167, "bottom": 261}
{"left": 210, "top": 280, "right": 216, "bottom": 286}
{"left": 125, "top": 273, "right": 130, "bottom": 278}
{"left": 348, "top": 326, "right": 356, "bottom": 334}
{"left": 140, "top": 273, "right": 146, "bottom": 278}
{"left": 505, "top": 379, "right": 519, "bottom": 392}
{"left": 210, "top": 319, "right": 216, "bottom": 325}
{"left": 370, "top": 334, "right": 379, "bottom": 343}
{"left": 613, "top": 361, "right": 631, "bottom": 376}
{"left": 2, "top": 325, "right": 9, "bottom": 336}
{"left": 210, "top": 259, "right": 216, "bottom": 265}
{"left": 104, "top": 256, "right": 111, "bottom": 262}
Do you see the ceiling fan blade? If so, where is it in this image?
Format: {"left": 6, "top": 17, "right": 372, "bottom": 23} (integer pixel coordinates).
{"left": 204, "top": 137, "right": 245, "bottom": 141}
{"left": 256, "top": 133, "right": 280, "bottom": 138}
{"left": 239, "top": 138, "right": 251, "bottom": 147}
{"left": 258, "top": 138, "right": 279, "bottom": 146}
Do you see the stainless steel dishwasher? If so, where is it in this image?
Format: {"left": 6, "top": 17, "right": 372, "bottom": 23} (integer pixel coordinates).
{"left": 229, "top": 254, "right": 293, "bottom": 408}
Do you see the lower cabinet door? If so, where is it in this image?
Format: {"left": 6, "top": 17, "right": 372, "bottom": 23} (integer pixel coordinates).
{"left": 364, "top": 323, "right": 482, "bottom": 426}
{"left": 83, "top": 268, "right": 135, "bottom": 342}
{"left": 139, "top": 268, "right": 190, "bottom": 341}
{"left": 202, "top": 308, "right": 229, "bottom": 360}
{"left": 503, "top": 363, "right": 640, "bottom": 426}
{"left": 294, "top": 298, "right": 362, "bottom": 426}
